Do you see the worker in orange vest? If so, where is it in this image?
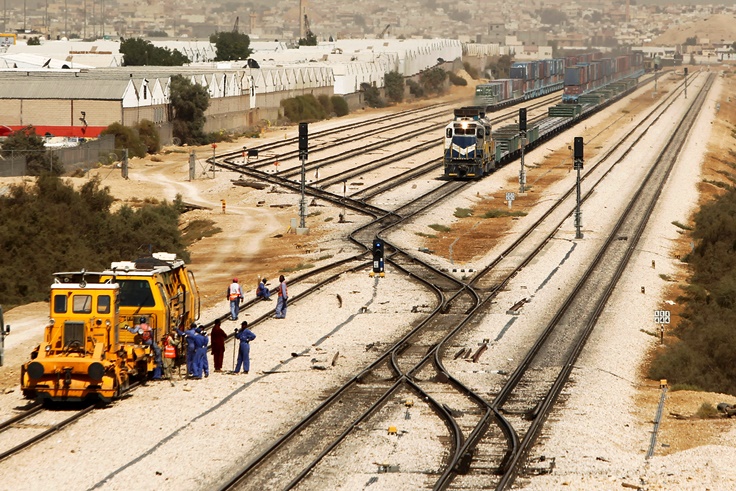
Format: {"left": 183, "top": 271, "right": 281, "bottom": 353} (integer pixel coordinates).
{"left": 162, "top": 329, "right": 179, "bottom": 386}
{"left": 227, "top": 278, "right": 243, "bottom": 321}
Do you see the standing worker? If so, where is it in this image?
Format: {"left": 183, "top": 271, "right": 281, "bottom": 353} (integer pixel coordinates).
{"left": 176, "top": 322, "right": 198, "bottom": 378}
{"left": 227, "top": 278, "right": 244, "bottom": 321}
{"left": 194, "top": 327, "right": 209, "bottom": 378}
{"left": 162, "top": 329, "right": 180, "bottom": 386}
{"left": 232, "top": 321, "right": 256, "bottom": 374}
{"left": 275, "top": 275, "right": 288, "bottom": 319}
{"left": 210, "top": 318, "right": 227, "bottom": 372}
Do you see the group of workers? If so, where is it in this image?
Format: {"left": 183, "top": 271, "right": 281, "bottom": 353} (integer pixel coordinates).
{"left": 135, "top": 275, "right": 288, "bottom": 383}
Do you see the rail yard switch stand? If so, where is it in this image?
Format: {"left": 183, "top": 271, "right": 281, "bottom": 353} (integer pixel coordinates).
{"left": 221, "top": 200, "right": 226, "bottom": 214}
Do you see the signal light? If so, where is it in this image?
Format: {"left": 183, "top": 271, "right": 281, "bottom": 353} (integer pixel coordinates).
{"left": 518, "top": 108, "right": 527, "bottom": 132}
{"left": 299, "top": 122, "right": 308, "bottom": 159}
{"left": 684, "top": 67, "right": 688, "bottom": 76}
{"left": 372, "top": 238, "right": 384, "bottom": 275}
{"left": 573, "top": 137, "right": 584, "bottom": 170}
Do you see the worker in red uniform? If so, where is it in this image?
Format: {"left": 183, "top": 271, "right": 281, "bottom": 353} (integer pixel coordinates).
{"left": 210, "top": 318, "right": 227, "bottom": 372}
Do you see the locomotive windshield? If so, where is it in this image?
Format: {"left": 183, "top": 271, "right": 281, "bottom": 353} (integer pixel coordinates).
{"left": 117, "top": 279, "right": 156, "bottom": 307}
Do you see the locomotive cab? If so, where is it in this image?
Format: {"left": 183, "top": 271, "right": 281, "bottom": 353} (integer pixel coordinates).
{"left": 21, "top": 275, "right": 134, "bottom": 403}
{"left": 444, "top": 107, "right": 495, "bottom": 179}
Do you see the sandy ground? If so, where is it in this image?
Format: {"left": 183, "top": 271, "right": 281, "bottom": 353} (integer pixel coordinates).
{"left": 1, "top": 71, "right": 735, "bottom": 490}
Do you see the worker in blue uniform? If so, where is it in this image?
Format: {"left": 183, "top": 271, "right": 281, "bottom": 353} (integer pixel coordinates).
{"left": 232, "top": 320, "right": 256, "bottom": 374}
{"left": 176, "top": 322, "right": 199, "bottom": 378}
{"left": 194, "top": 327, "right": 210, "bottom": 378}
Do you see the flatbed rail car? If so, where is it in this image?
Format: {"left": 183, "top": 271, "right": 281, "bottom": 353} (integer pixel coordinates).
{"left": 20, "top": 252, "right": 200, "bottom": 403}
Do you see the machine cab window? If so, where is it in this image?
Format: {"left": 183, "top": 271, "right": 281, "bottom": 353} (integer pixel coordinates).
{"left": 73, "top": 295, "right": 93, "bottom": 314}
{"left": 446, "top": 128, "right": 452, "bottom": 138}
{"left": 53, "top": 294, "right": 68, "bottom": 314}
{"left": 97, "top": 295, "right": 111, "bottom": 314}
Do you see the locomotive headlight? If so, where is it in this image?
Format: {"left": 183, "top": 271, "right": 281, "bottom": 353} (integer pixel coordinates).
{"left": 27, "top": 362, "right": 45, "bottom": 379}
{"left": 88, "top": 362, "right": 105, "bottom": 381}
{"left": 461, "top": 122, "right": 468, "bottom": 130}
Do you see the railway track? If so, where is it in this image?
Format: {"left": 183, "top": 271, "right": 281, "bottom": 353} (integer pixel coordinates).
{"left": 210, "top": 73, "right": 710, "bottom": 489}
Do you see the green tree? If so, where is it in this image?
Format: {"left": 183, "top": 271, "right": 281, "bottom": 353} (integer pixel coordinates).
{"left": 419, "top": 67, "right": 447, "bottom": 94}
{"left": 298, "top": 29, "right": 318, "bottom": 46}
{"left": 169, "top": 75, "right": 210, "bottom": 145}
{"left": 100, "top": 122, "right": 147, "bottom": 158}
{"left": 684, "top": 37, "right": 697, "bottom": 46}
{"left": 0, "top": 175, "right": 188, "bottom": 306}
{"left": 361, "top": 83, "right": 386, "bottom": 108}
{"left": 135, "top": 119, "right": 161, "bottom": 154}
{"left": 0, "top": 126, "right": 63, "bottom": 175}
{"left": 120, "top": 37, "right": 189, "bottom": 66}
{"left": 384, "top": 71, "right": 405, "bottom": 103}
{"left": 210, "top": 31, "right": 253, "bottom": 61}
{"left": 27, "top": 36, "right": 41, "bottom": 46}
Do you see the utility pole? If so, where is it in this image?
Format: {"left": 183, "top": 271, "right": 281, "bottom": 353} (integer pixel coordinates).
{"left": 64, "top": 0, "right": 68, "bottom": 37}
{"left": 573, "top": 137, "right": 584, "bottom": 240}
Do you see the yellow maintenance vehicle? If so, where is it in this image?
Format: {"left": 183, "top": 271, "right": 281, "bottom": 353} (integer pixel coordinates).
{"left": 21, "top": 253, "right": 199, "bottom": 403}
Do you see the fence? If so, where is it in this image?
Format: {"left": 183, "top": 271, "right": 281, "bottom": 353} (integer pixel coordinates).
{"left": 0, "top": 135, "right": 117, "bottom": 177}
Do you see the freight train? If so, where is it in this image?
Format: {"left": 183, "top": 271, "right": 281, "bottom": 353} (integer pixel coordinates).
{"left": 445, "top": 53, "right": 644, "bottom": 179}
{"left": 20, "top": 252, "right": 200, "bottom": 403}
{"left": 474, "top": 58, "right": 566, "bottom": 108}
{"left": 563, "top": 52, "right": 644, "bottom": 102}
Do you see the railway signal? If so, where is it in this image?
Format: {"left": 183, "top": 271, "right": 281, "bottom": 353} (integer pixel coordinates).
{"left": 519, "top": 107, "right": 527, "bottom": 194}
{"left": 299, "top": 122, "right": 309, "bottom": 160}
{"left": 298, "top": 122, "right": 309, "bottom": 231}
{"left": 573, "top": 137, "right": 584, "bottom": 239}
{"left": 371, "top": 238, "right": 385, "bottom": 277}
{"left": 684, "top": 67, "right": 688, "bottom": 99}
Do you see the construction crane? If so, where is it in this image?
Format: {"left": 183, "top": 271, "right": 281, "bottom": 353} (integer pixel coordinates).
{"left": 233, "top": 16, "right": 239, "bottom": 33}
{"left": 379, "top": 24, "right": 390, "bottom": 38}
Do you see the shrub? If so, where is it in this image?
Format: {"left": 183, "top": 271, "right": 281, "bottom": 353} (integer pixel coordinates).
{"left": 482, "top": 209, "right": 527, "bottom": 218}
{"left": 281, "top": 94, "right": 327, "bottom": 122}
{"left": 407, "top": 79, "right": 424, "bottom": 98}
{"left": 0, "top": 126, "right": 64, "bottom": 176}
{"left": 135, "top": 119, "right": 161, "bottom": 154}
{"left": 101, "top": 122, "right": 147, "bottom": 158}
{"left": 317, "top": 94, "right": 333, "bottom": 115}
{"left": 429, "top": 224, "right": 450, "bottom": 232}
{"left": 454, "top": 208, "right": 473, "bottom": 218}
{"left": 696, "top": 402, "right": 720, "bottom": 419}
{"left": 331, "top": 96, "right": 349, "bottom": 117}
{"left": 448, "top": 72, "right": 468, "bottom": 86}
